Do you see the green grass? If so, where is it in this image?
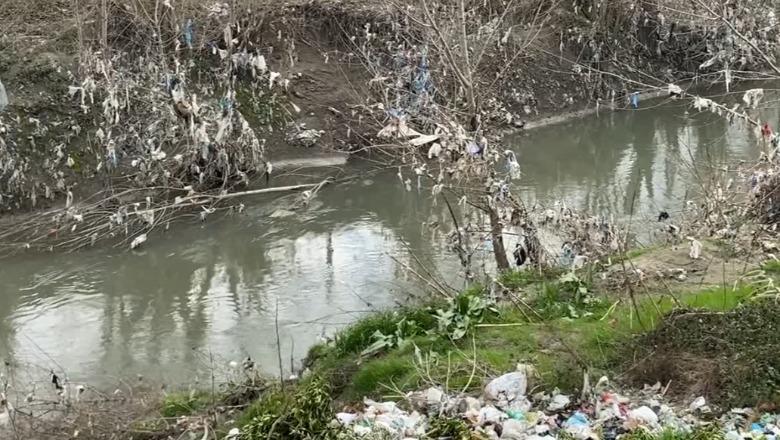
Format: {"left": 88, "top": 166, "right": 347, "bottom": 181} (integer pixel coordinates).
{"left": 625, "top": 246, "right": 656, "bottom": 260}
{"left": 351, "top": 355, "right": 416, "bottom": 396}
{"left": 161, "top": 390, "right": 212, "bottom": 418}
{"left": 238, "top": 377, "right": 341, "bottom": 440}
{"left": 619, "top": 426, "right": 725, "bottom": 440}
{"left": 308, "top": 283, "right": 757, "bottom": 402}
{"left": 499, "top": 270, "right": 547, "bottom": 290}
{"left": 329, "top": 305, "right": 442, "bottom": 357}
{"left": 762, "top": 259, "right": 780, "bottom": 274}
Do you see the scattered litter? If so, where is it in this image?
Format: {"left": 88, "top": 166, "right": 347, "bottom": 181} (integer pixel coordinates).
{"left": 408, "top": 134, "right": 440, "bottom": 147}
{"left": 502, "top": 419, "right": 527, "bottom": 439}
{"left": 630, "top": 92, "right": 640, "bottom": 109}
{"left": 743, "top": 88, "right": 765, "bottom": 109}
{"left": 287, "top": 127, "right": 322, "bottom": 148}
{"left": 336, "top": 412, "right": 358, "bottom": 425}
{"left": 331, "top": 368, "right": 780, "bottom": 440}
{"left": 504, "top": 150, "right": 521, "bottom": 180}
{"left": 0, "top": 79, "right": 7, "bottom": 112}
{"left": 688, "top": 237, "right": 702, "bottom": 259}
{"left": 628, "top": 405, "right": 659, "bottom": 428}
{"left": 547, "top": 394, "right": 570, "bottom": 411}
{"left": 689, "top": 396, "right": 706, "bottom": 412}
{"left": 427, "top": 143, "right": 442, "bottom": 159}
{"left": 484, "top": 370, "right": 528, "bottom": 407}
{"left": 478, "top": 405, "right": 506, "bottom": 425}
{"left": 130, "top": 233, "right": 147, "bottom": 250}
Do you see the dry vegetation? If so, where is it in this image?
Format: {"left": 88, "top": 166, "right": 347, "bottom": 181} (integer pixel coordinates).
{"left": 3, "top": 0, "right": 780, "bottom": 438}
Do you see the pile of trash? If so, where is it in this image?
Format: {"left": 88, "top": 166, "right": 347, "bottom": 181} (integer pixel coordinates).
{"left": 333, "top": 365, "right": 778, "bottom": 439}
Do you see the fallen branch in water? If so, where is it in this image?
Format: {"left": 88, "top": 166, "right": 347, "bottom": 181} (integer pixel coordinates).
{"left": 0, "top": 178, "right": 335, "bottom": 257}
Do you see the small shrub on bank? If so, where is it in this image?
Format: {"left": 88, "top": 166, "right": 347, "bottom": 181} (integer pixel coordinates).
{"left": 161, "top": 390, "right": 211, "bottom": 418}
{"left": 240, "top": 377, "right": 340, "bottom": 440}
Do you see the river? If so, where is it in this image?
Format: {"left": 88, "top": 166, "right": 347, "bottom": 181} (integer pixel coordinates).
{"left": 0, "top": 95, "right": 774, "bottom": 387}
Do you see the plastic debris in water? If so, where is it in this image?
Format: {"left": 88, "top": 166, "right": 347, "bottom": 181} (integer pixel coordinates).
{"left": 630, "top": 92, "right": 640, "bottom": 109}
{"left": 130, "top": 234, "right": 147, "bottom": 250}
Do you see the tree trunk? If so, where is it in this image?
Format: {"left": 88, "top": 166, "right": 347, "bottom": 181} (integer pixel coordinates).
{"left": 489, "top": 207, "right": 511, "bottom": 271}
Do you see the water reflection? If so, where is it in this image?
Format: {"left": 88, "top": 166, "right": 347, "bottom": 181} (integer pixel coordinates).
{"left": 0, "top": 179, "right": 453, "bottom": 385}
{"left": 0, "top": 99, "right": 773, "bottom": 385}
{"left": 511, "top": 101, "right": 769, "bottom": 219}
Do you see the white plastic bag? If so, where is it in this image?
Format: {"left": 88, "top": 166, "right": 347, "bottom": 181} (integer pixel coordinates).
{"left": 0, "top": 79, "right": 8, "bottom": 112}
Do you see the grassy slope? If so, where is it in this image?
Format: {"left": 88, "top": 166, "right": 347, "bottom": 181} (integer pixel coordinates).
{"left": 148, "top": 251, "right": 779, "bottom": 439}
{"left": 305, "top": 269, "right": 756, "bottom": 404}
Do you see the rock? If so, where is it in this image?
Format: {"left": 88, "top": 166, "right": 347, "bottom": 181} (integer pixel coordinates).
{"left": 485, "top": 371, "right": 528, "bottom": 406}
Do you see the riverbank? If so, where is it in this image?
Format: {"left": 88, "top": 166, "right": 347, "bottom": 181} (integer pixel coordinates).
{"left": 3, "top": 0, "right": 776, "bottom": 257}
{"left": 5, "top": 240, "right": 780, "bottom": 439}
{"left": 217, "top": 247, "right": 780, "bottom": 439}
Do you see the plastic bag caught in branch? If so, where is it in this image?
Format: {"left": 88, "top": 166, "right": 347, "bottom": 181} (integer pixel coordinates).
{"left": 0, "top": 79, "right": 8, "bottom": 112}
{"left": 743, "top": 89, "right": 764, "bottom": 109}
{"left": 378, "top": 110, "right": 422, "bottom": 138}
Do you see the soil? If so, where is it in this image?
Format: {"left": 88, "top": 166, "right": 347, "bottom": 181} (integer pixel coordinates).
{"left": 599, "top": 241, "right": 759, "bottom": 294}
{"left": 626, "top": 299, "right": 780, "bottom": 408}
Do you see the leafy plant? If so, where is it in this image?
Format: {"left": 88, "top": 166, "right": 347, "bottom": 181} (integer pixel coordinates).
{"left": 360, "top": 290, "right": 496, "bottom": 357}
{"left": 240, "top": 377, "right": 340, "bottom": 440}
{"left": 160, "top": 390, "right": 210, "bottom": 418}
{"left": 435, "top": 290, "right": 497, "bottom": 341}
{"left": 360, "top": 316, "right": 425, "bottom": 357}
{"left": 426, "top": 417, "right": 476, "bottom": 439}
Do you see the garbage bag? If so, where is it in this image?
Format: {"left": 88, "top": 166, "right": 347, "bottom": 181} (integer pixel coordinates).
{"left": 485, "top": 371, "right": 528, "bottom": 405}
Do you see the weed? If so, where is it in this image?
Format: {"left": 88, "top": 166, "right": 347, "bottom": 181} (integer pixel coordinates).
{"left": 619, "top": 426, "right": 725, "bottom": 440}
{"left": 351, "top": 355, "right": 416, "bottom": 396}
{"left": 160, "top": 390, "right": 211, "bottom": 418}
{"left": 426, "top": 417, "right": 473, "bottom": 439}
{"left": 762, "top": 259, "right": 780, "bottom": 274}
{"left": 332, "top": 307, "right": 439, "bottom": 357}
{"left": 240, "top": 377, "right": 340, "bottom": 440}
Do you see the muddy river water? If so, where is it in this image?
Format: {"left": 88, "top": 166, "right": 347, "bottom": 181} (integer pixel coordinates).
{"left": 0, "top": 97, "right": 774, "bottom": 386}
